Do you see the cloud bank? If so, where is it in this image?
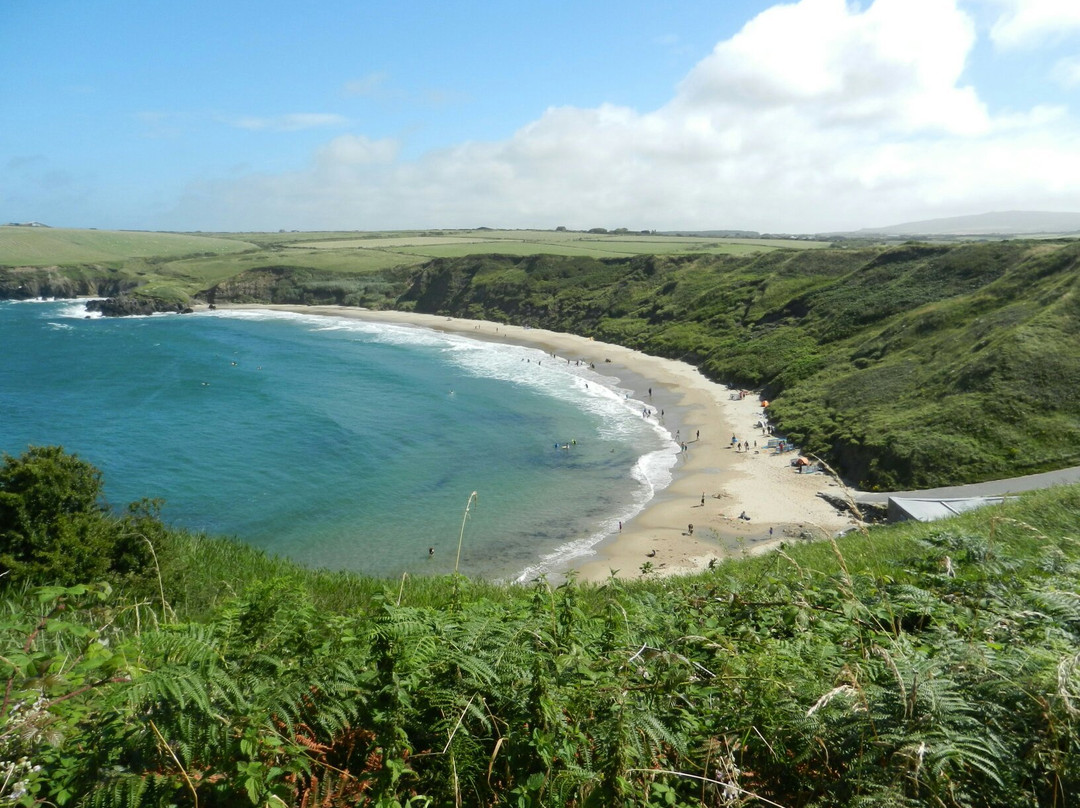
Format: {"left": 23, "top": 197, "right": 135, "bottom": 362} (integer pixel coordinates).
{"left": 168, "top": 0, "right": 1080, "bottom": 233}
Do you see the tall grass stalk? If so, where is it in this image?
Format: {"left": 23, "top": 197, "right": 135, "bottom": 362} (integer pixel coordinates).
{"left": 454, "top": 491, "right": 478, "bottom": 576}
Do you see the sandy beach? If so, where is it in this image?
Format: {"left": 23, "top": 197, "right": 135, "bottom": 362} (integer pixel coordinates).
{"left": 224, "top": 305, "right": 859, "bottom": 582}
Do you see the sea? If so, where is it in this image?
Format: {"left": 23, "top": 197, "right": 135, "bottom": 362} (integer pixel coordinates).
{"left": 0, "top": 300, "right": 678, "bottom": 582}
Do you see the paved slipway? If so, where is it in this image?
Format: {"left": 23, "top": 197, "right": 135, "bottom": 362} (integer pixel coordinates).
{"left": 854, "top": 466, "right": 1080, "bottom": 506}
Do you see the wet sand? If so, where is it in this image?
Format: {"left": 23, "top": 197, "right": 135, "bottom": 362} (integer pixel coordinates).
{"left": 221, "top": 305, "right": 860, "bottom": 581}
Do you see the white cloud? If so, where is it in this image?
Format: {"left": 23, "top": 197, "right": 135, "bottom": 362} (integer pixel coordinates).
{"left": 316, "top": 135, "right": 400, "bottom": 168}
{"left": 673, "top": 0, "right": 986, "bottom": 135}
{"left": 230, "top": 113, "right": 349, "bottom": 132}
{"left": 1052, "top": 54, "right": 1080, "bottom": 88}
{"left": 343, "top": 72, "right": 389, "bottom": 97}
{"left": 135, "top": 111, "right": 186, "bottom": 139}
{"left": 166, "top": 0, "right": 1080, "bottom": 233}
{"left": 986, "top": 0, "right": 1080, "bottom": 49}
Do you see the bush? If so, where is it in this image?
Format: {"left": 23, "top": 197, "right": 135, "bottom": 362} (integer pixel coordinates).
{"left": 0, "top": 446, "right": 153, "bottom": 586}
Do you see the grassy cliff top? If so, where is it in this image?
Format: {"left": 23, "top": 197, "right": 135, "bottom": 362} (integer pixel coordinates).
{"left": 0, "top": 226, "right": 256, "bottom": 265}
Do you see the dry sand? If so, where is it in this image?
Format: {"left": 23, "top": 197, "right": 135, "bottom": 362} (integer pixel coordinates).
{"left": 222, "top": 305, "right": 861, "bottom": 582}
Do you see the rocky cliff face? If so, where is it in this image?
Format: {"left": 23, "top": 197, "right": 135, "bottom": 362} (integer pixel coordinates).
{"left": 84, "top": 297, "right": 194, "bottom": 317}
{"left": 198, "top": 265, "right": 409, "bottom": 309}
{"left": 199, "top": 267, "right": 287, "bottom": 303}
{"left": 0, "top": 267, "right": 134, "bottom": 300}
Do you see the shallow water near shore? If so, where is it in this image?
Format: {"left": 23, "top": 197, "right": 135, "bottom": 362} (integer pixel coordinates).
{"left": 0, "top": 300, "right": 677, "bottom": 580}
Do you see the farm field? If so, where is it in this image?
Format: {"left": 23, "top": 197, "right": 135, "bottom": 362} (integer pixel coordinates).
{"left": 0, "top": 227, "right": 832, "bottom": 299}
{"left": 0, "top": 226, "right": 255, "bottom": 265}
{"left": 279, "top": 228, "right": 832, "bottom": 259}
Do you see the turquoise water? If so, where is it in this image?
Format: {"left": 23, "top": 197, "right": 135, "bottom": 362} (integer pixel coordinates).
{"left": 0, "top": 301, "right": 676, "bottom": 580}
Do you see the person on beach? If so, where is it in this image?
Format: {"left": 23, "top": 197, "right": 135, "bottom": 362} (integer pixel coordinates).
{"left": 688, "top": 523, "right": 694, "bottom": 535}
{"left": 701, "top": 493, "right": 705, "bottom": 506}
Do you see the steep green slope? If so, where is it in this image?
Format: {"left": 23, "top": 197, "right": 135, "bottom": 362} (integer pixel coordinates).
{"left": 396, "top": 241, "right": 1080, "bottom": 489}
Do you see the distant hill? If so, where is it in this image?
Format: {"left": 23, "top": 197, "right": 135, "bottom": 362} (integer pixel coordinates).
{"left": 854, "top": 210, "right": 1080, "bottom": 237}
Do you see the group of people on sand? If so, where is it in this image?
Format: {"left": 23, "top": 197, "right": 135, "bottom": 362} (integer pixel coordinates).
{"left": 730, "top": 435, "right": 756, "bottom": 453}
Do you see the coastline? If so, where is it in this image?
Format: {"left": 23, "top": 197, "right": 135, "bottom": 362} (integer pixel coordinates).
{"left": 219, "top": 304, "right": 859, "bottom": 582}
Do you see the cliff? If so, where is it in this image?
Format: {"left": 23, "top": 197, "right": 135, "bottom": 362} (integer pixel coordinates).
{"left": 0, "top": 265, "right": 135, "bottom": 299}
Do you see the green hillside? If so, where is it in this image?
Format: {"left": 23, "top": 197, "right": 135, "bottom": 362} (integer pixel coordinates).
{"left": 392, "top": 241, "right": 1080, "bottom": 489}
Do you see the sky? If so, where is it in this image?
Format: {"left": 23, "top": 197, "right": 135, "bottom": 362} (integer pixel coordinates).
{"left": 3, "top": 0, "right": 1080, "bottom": 234}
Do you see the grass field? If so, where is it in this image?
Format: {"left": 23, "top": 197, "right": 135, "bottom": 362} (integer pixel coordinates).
{"left": 279, "top": 228, "right": 832, "bottom": 259}
{"left": 0, "top": 227, "right": 831, "bottom": 298}
{"left": 0, "top": 227, "right": 255, "bottom": 265}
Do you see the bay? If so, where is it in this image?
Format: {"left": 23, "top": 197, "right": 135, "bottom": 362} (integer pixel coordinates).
{"left": 0, "top": 301, "right": 676, "bottom": 580}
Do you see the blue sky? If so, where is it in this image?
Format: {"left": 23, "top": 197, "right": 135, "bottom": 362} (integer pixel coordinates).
{"left": 4, "top": 0, "right": 1080, "bottom": 233}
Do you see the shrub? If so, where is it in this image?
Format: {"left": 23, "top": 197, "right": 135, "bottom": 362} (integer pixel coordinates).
{"left": 0, "top": 446, "right": 152, "bottom": 586}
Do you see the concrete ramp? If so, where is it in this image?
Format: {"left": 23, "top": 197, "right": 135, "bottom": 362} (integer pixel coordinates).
{"left": 887, "top": 496, "right": 1010, "bottom": 523}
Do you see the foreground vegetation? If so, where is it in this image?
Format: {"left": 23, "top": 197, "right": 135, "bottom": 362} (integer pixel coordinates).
{"left": 2, "top": 447, "right": 1078, "bottom": 807}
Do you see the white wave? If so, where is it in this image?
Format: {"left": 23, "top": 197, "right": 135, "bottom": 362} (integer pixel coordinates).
{"left": 509, "top": 442, "right": 678, "bottom": 583}
{"left": 6, "top": 297, "right": 104, "bottom": 319}
{"left": 57, "top": 301, "right": 103, "bottom": 319}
